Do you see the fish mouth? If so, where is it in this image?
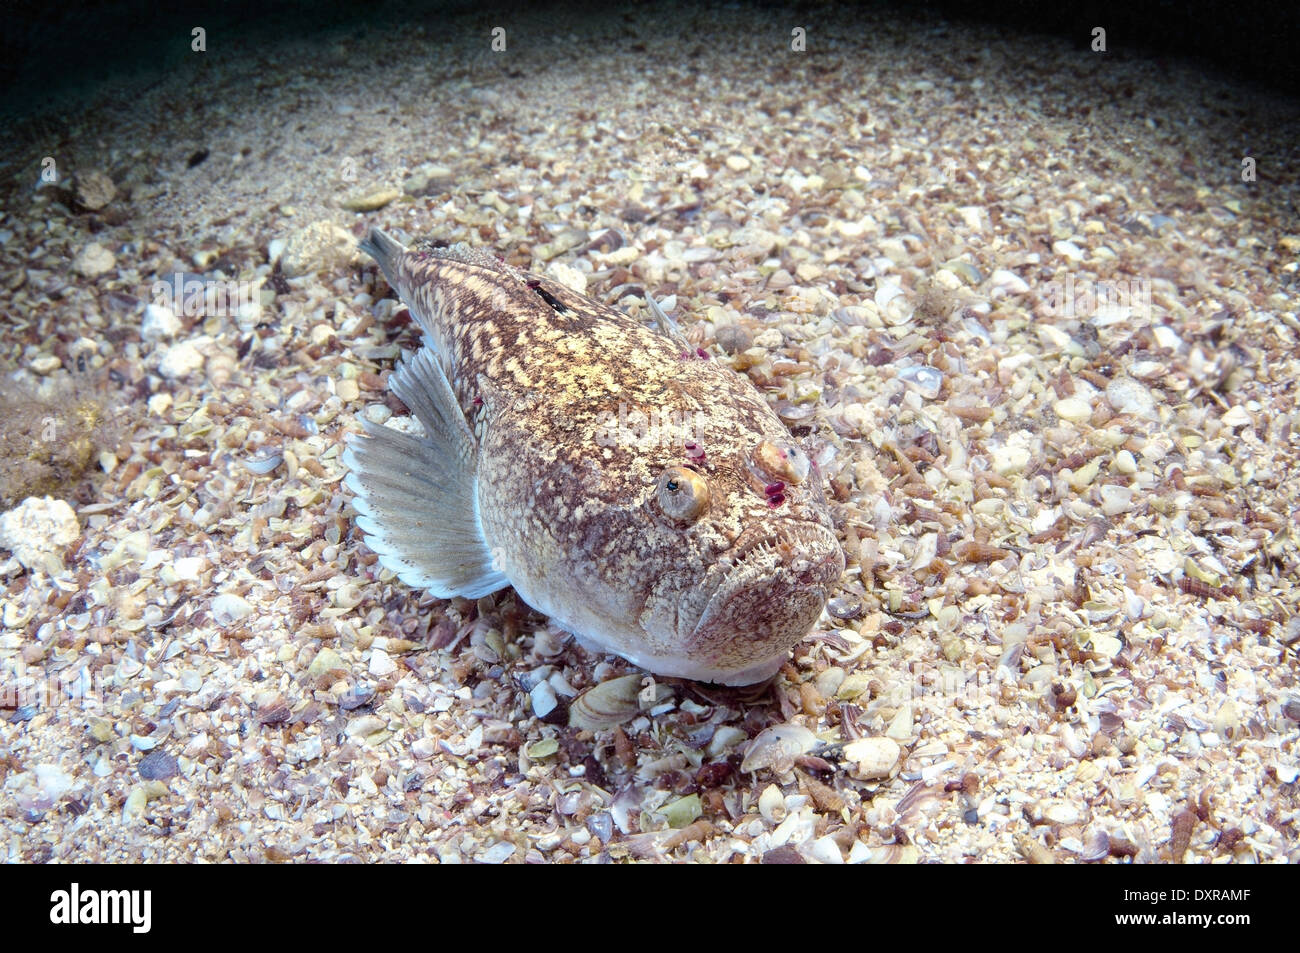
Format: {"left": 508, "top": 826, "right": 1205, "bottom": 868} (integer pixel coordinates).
{"left": 680, "top": 521, "right": 845, "bottom": 660}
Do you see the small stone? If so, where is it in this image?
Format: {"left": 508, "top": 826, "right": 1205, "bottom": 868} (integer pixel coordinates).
{"left": 1053, "top": 396, "right": 1092, "bottom": 423}
{"left": 210, "top": 592, "right": 253, "bottom": 626}
{"left": 142, "top": 303, "right": 181, "bottom": 340}
{"left": 1031, "top": 798, "right": 1086, "bottom": 826}
{"left": 1113, "top": 449, "right": 1137, "bottom": 474}
{"left": 340, "top": 188, "right": 401, "bottom": 212}
{"left": 1052, "top": 240, "right": 1084, "bottom": 261}
{"left": 286, "top": 736, "right": 323, "bottom": 764}
{"left": 75, "top": 170, "right": 117, "bottom": 210}
{"left": 335, "top": 378, "right": 360, "bottom": 401}
{"left": 368, "top": 648, "right": 396, "bottom": 677}
{"left": 994, "top": 445, "right": 1031, "bottom": 476}
{"left": 28, "top": 354, "right": 60, "bottom": 375}
{"left": 725, "top": 154, "right": 751, "bottom": 172}
{"left": 714, "top": 324, "right": 752, "bottom": 355}
{"left": 158, "top": 340, "right": 204, "bottom": 379}
{"left": 307, "top": 647, "right": 345, "bottom": 680}
{"left": 1105, "top": 376, "right": 1155, "bottom": 417}
{"left": 752, "top": 328, "right": 784, "bottom": 350}
{"left": 989, "top": 268, "right": 1029, "bottom": 295}
{"left": 74, "top": 242, "right": 116, "bottom": 277}
{"left": 0, "top": 497, "right": 79, "bottom": 570}
{"left": 1099, "top": 484, "right": 1135, "bottom": 516}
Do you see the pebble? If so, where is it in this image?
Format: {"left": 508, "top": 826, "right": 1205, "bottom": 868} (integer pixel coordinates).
{"left": 142, "top": 303, "right": 182, "bottom": 340}
{"left": 158, "top": 340, "right": 204, "bottom": 379}
{"left": 0, "top": 497, "right": 79, "bottom": 570}
{"left": 368, "top": 647, "right": 396, "bottom": 676}
{"left": 725, "top": 154, "right": 751, "bottom": 172}
{"left": 75, "top": 170, "right": 117, "bottom": 210}
{"left": 989, "top": 268, "right": 1029, "bottom": 295}
{"left": 714, "top": 324, "right": 752, "bottom": 354}
{"left": 306, "top": 647, "right": 345, "bottom": 680}
{"left": 1052, "top": 240, "right": 1084, "bottom": 261}
{"left": 73, "top": 242, "right": 116, "bottom": 277}
{"left": 1053, "top": 396, "right": 1092, "bottom": 423}
{"left": 340, "top": 187, "right": 401, "bottom": 212}
{"left": 286, "top": 736, "right": 323, "bottom": 764}
{"left": 29, "top": 354, "right": 61, "bottom": 375}
{"left": 1105, "top": 376, "right": 1155, "bottom": 416}
{"left": 210, "top": 592, "right": 253, "bottom": 627}
{"left": 1099, "top": 484, "right": 1135, "bottom": 516}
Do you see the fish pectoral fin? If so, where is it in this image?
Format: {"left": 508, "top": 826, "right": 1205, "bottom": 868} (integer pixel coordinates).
{"left": 343, "top": 346, "right": 507, "bottom": 599}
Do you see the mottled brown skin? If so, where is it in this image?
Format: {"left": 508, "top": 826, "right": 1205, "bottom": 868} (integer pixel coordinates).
{"left": 377, "top": 240, "right": 844, "bottom": 685}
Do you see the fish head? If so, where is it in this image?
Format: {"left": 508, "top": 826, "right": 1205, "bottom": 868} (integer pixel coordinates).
{"left": 502, "top": 415, "right": 845, "bottom": 686}
{"left": 626, "top": 434, "right": 845, "bottom": 685}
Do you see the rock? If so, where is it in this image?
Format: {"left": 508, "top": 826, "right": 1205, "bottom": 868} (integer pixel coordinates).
{"left": 0, "top": 497, "right": 79, "bottom": 570}
{"left": 725, "top": 154, "right": 752, "bottom": 172}
{"left": 141, "top": 303, "right": 181, "bottom": 340}
{"left": 340, "top": 188, "right": 401, "bottom": 212}
{"left": 280, "top": 221, "right": 360, "bottom": 277}
{"left": 75, "top": 170, "right": 117, "bottom": 210}
{"left": 157, "top": 340, "right": 204, "bottom": 379}
{"left": 73, "top": 242, "right": 115, "bottom": 277}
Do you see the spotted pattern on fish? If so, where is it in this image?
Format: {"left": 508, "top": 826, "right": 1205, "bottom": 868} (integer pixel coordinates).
{"left": 344, "top": 228, "right": 844, "bottom": 685}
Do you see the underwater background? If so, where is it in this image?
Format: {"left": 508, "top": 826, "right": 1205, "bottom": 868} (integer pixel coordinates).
{"left": 1, "top": 0, "right": 1298, "bottom": 864}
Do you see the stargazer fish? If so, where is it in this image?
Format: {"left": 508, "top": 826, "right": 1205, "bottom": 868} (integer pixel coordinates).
{"left": 344, "top": 228, "right": 844, "bottom": 685}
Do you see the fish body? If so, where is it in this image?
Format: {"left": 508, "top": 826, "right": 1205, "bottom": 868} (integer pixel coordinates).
{"left": 344, "top": 228, "right": 844, "bottom": 685}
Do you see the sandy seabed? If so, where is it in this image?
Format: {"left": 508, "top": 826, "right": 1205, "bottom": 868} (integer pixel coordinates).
{"left": 1, "top": 4, "right": 1298, "bottom": 862}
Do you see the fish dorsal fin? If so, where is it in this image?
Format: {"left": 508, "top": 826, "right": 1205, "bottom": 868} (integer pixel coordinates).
{"left": 343, "top": 345, "right": 507, "bottom": 599}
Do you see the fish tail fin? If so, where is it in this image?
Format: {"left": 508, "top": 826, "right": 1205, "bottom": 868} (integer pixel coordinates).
{"left": 359, "top": 227, "right": 406, "bottom": 289}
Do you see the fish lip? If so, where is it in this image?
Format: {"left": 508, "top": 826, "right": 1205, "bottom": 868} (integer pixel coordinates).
{"left": 681, "top": 520, "right": 843, "bottom": 649}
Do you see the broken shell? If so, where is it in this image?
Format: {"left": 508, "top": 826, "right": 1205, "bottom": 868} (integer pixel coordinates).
{"left": 568, "top": 674, "right": 643, "bottom": 731}
{"left": 740, "top": 723, "right": 817, "bottom": 773}
{"left": 758, "top": 783, "right": 787, "bottom": 823}
{"left": 842, "top": 737, "right": 901, "bottom": 779}
{"left": 750, "top": 439, "right": 810, "bottom": 485}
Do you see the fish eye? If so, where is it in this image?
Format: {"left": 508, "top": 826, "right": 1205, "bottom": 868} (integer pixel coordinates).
{"left": 656, "top": 465, "right": 710, "bottom": 522}
{"left": 750, "top": 439, "right": 810, "bottom": 485}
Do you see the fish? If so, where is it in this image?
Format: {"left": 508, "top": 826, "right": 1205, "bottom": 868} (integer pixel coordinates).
{"left": 343, "top": 228, "right": 844, "bottom": 685}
